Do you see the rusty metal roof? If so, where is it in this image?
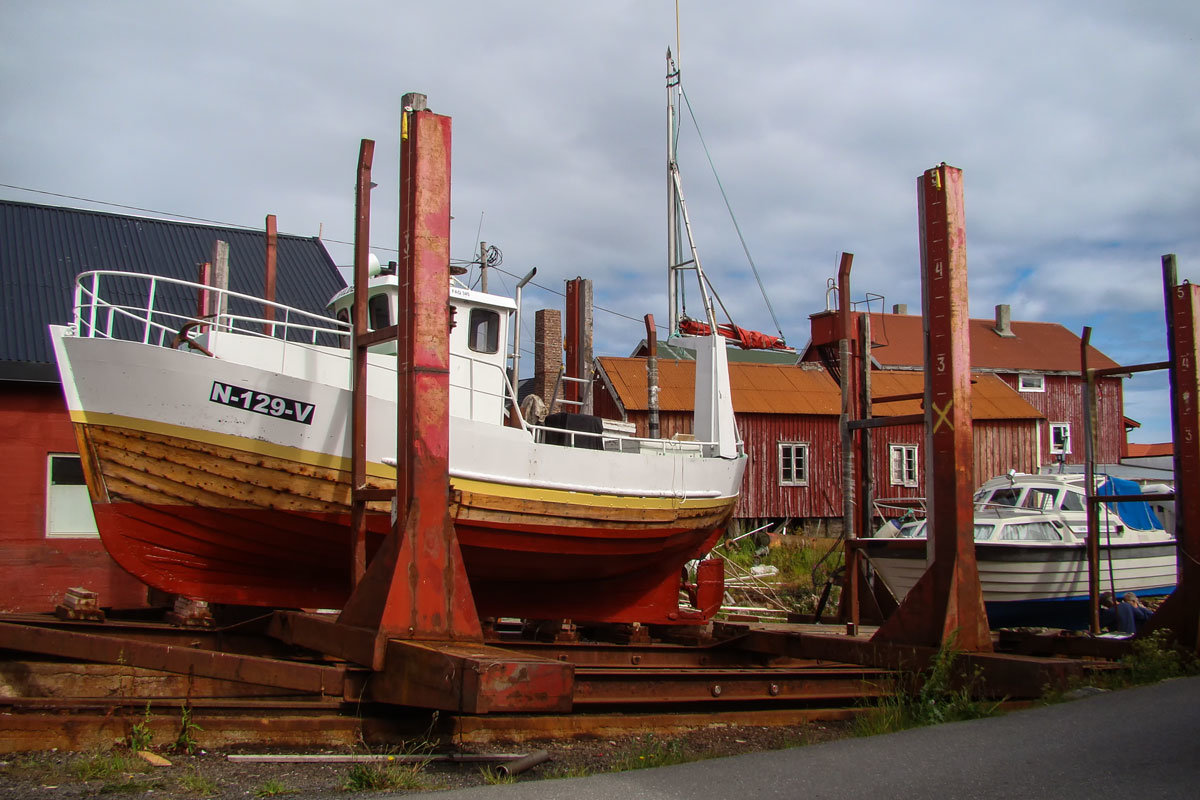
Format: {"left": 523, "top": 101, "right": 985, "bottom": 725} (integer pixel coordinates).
{"left": 870, "top": 371, "right": 1043, "bottom": 420}
{"left": 599, "top": 358, "right": 841, "bottom": 415}
{"left": 805, "top": 310, "right": 1121, "bottom": 373}
{"left": 598, "top": 357, "right": 1042, "bottom": 420}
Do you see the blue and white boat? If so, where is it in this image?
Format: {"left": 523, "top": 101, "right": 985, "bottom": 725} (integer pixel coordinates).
{"left": 862, "top": 473, "right": 1176, "bottom": 628}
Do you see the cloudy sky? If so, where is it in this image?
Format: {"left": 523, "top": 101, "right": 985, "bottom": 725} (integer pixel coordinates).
{"left": 3, "top": 1, "right": 1197, "bottom": 443}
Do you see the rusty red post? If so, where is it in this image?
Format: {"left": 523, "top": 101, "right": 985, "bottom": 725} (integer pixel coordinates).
{"left": 337, "top": 95, "right": 483, "bottom": 660}
{"left": 564, "top": 279, "right": 581, "bottom": 407}
{"left": 1146, "top": 265, "right": 1200, "bottom": 651}
{"left": 348, "top": 140, "right": 375, "bottom": 589}
{"left": 872, "top": 164, "right": 991, "bottom": 651}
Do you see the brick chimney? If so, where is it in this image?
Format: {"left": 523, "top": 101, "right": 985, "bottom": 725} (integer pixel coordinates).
{"left": 533, "top": 308, "right": 563, "bottom": 411}
{"left": 892, "top": 304, "right": 908, "bottom": 315}
{"left": 993, "top": 304, "right": 1015, "bottom": 337}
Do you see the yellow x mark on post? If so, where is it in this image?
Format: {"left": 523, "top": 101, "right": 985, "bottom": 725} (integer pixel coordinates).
{"left": 932, "top": 399, "right": 954, "bottom": 433}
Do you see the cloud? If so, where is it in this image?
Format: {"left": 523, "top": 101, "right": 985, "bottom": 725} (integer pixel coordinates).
{"left": 3, "top": 0, "right": 1196, "bottom": 443}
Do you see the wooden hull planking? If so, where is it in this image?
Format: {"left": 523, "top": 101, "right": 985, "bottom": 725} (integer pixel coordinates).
{"left": 79, "top": 422, "right": 734, "bottom": 620}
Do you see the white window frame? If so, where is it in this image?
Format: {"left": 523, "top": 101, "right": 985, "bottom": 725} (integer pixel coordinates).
{"left": 777, "top": 442, "right": 809, "bottom": 487}
{"left": 1018, "top": 373, "right": 1045, "bottom": 392}
{"left": 45, "top": 453, "right": 100, "bottom": 538}
{"left": 1050, "top": 422, "right": 1072, "bottom": 455}
{"left": 889, "top": 444, "right": 919, "bottom": 488}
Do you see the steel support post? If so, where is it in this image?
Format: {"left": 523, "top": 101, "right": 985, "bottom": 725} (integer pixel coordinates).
{"left": 872, "top": 164, "right": 991, "bottom": 651}
{"left": 1147, "top": 264, "right": 1200, "bottom": 651}
{"left": 337, "top": 97, "right": 483, "bottom": 664}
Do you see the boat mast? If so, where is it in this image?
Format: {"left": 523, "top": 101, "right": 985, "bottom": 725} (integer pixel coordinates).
{"left": 666, "top": 49, "right": 681, "bottom": 337}
{"left": 666, "top": 50, "right": 718, "bottom": 337}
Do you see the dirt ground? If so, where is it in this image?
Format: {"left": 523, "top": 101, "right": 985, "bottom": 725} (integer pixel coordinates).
{"left": 0, "top": 719, "right": 856, "bottom": 799}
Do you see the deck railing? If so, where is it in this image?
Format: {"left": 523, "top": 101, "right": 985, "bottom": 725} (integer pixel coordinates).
{"left": 72, "top": 270, "right": 350, "bottom": 348}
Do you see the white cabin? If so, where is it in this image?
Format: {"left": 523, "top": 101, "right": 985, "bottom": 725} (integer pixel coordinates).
{"left": 326, "top": 269, "right": 516, "bottom": 425}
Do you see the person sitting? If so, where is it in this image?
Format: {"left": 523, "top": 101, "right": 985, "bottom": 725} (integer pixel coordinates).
{"left": 1122, "top": 592, "right": 1152, "bottom": 632}
{"left": 1099, "top": 592, "right": 1121, "bottom": 632}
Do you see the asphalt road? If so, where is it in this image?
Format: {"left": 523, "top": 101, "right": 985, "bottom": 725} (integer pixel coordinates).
{"left": 415, "top": 675, "right": 1200, "bottom": 800}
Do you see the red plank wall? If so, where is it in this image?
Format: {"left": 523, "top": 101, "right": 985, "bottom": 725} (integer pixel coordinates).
{"left": 0, "top": 384, "right": 148, "bottom": 612}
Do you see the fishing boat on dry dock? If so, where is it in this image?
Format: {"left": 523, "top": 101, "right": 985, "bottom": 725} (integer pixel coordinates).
{"left": 48, "top": 93, "right": 747, "bottom": 626}
{"left": 863, "top": 472, "right": 1176, "bottom": 627}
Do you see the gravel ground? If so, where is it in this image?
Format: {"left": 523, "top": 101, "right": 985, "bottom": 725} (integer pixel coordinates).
{"left": 0, "top": 720, "right": 855, "bottom": 799}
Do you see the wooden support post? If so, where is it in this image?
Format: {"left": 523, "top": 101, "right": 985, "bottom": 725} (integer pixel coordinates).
{"left": 196, "top": 262, "right": 213, "bottom": 320}
{"left": 210, "top": 240, "right": 230, "bottom": 323}
{"left": 564, "top": 277, "right": 594, "bottom": 413}
{"left": 263, "top": 214, "right": 278, "bottom": 334}
{"left": 872, "top": 164, "right": 991, "bottom": 652}
{"left": 645, "top": 313, "right": 660, "bottom": 439}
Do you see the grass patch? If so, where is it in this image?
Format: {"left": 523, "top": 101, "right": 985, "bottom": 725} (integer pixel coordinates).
{"left": 68, "top": 751, "right": 149, "bottom": 782}
{"left": 342, "top": 761, "right": 430, "bottom": 792}
{"left": 854, "top": 636, "right": 1002, "bottom": 736}
{"left": 718, "top": 531, "right": 846, "bottom": 614}
{"left": 1041, "top": 628, "right": 1200, "bottom": 705}
{"left": 1122, "top": 628, "right": 1199, "bottom": 685}
{"left": 252, "top": 777, "right": 296, "bottom": 797}
{"left": 478, "top": 766, "right": 518, "bottom": 785}
{"left": 610, "top": 735, "right": 692, "bottom": 771}
{"left": 178, "top": 766, "right": 220, "bottom": 796}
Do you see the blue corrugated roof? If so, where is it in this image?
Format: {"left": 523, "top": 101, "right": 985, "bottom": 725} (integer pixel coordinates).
{"left": 0, "top": 200, "right": 346, "bottom": 381}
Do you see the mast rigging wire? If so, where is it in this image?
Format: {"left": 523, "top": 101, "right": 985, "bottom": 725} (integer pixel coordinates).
{"left": 677, "top": 87, "right": 787, "bottom": 342}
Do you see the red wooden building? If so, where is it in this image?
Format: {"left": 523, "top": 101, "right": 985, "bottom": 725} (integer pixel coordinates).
{"left": 0, "top": 200, "right": 344, "bottom": 612}
{"left": 593, "top": 356, "right": 1043, "bottom": 530}
{"left": 803, "top": 304, "right": 1126, "bottom": 468}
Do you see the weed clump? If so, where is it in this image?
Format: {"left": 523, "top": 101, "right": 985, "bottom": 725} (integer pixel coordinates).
{"left": 1123, "top": 628, "right": 1199, "bottom": 685}
{"left": 610, "top": 735, "right": 692, "bottom": 771}
{"left": 342, "top": 761, "right": 430, "bottom": 792}
{"left": 854, "top": 635, "right": 1002, "bottom": 736}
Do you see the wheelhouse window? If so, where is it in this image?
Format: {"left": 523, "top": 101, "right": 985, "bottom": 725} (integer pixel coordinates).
{"left": 889, "top": 444, "right": 919, "bottom": 488}
{"left": 468, "top": 308, "right": 500, "bottom": 354}
{"left": 1018, "top": 373, "right": 1045, "bottom": 392}
{"left": 46, "top": 454, "right": 99, "bottom": 538}
{"left": 777, "top": 442, "right": 809, "bottom": 486}
{"left": 1050, "top": 423, "right": 1071, "bottom": 455}
{"left": 367, "top": 294, "right": 391, "bottom": 331}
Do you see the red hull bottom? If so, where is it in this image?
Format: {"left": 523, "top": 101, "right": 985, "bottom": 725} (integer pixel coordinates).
{"left": 94, "top": 502, "right": 724, "bottom": 625}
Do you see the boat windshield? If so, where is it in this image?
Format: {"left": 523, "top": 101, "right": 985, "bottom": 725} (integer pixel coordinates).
{"left": 997, "top": 521, "right": 1063, "bottom": 541}
{"left": 1020, "top": 487, "right": 1057, "bottom": 511}
{"left": 985, "top": 487, "right": 1021, "bottom": 507}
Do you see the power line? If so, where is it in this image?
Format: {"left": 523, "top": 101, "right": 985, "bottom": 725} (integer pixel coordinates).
{"left": 0, "top": 181, "right": 409, "bottom": 254}
{"left": 3, "top": 181, "right": 668, "bottom": 334}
